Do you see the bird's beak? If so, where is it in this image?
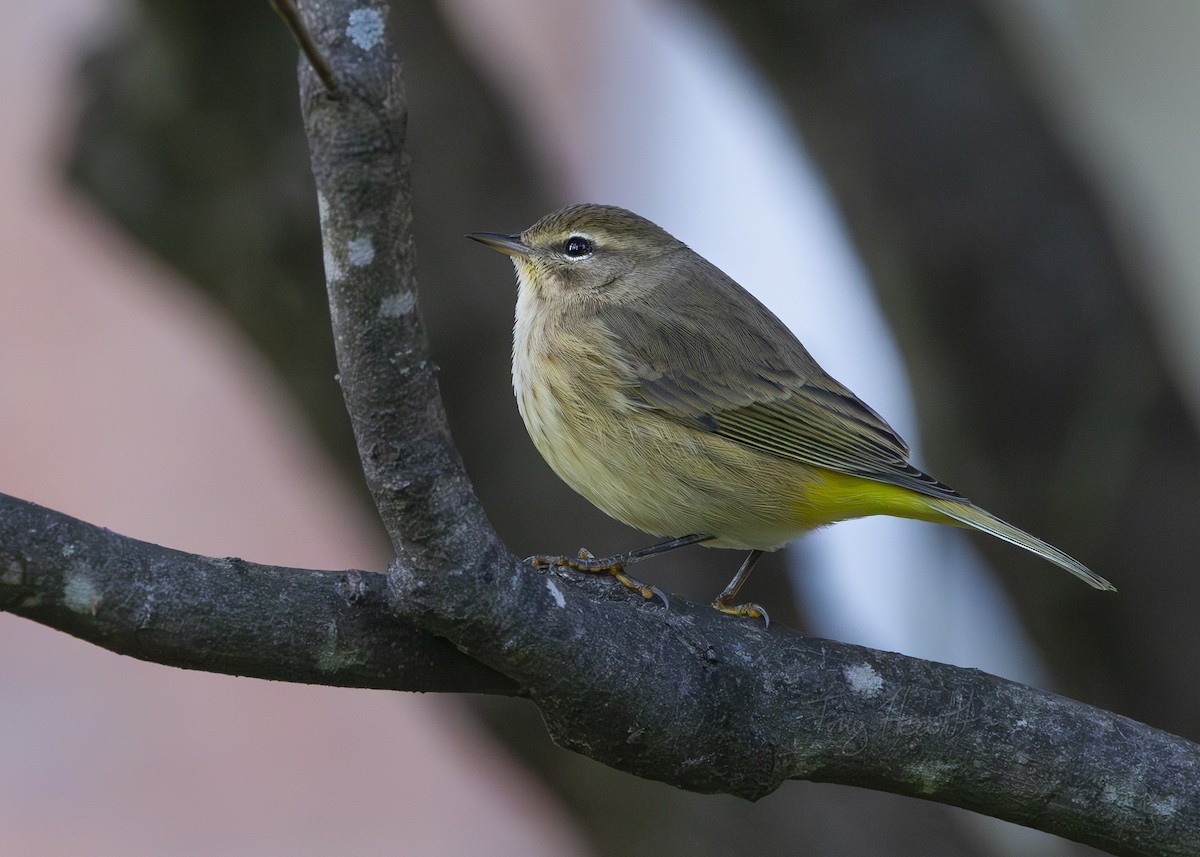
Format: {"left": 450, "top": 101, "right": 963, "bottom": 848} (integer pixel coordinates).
{"left": 465, "top": 232, "right": 531, "bottom": 258}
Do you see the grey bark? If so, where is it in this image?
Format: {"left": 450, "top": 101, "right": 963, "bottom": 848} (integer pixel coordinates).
{"left": 0, "top": 493, "right": 514, "bottom": 695}
{"left": 1, "top": 2, "right": 1197, "bottom": 855}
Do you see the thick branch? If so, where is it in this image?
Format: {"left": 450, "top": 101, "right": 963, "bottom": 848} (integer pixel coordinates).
{"left": 0, "top": 492, "right": 514, "bottom": 695}
{"left": 298, "top": 0, "right": 498, "bottom": 576}
{"left": 295, "top": 1, "right": 1200, "bottom": 855}
{"left": 3, "top": 491, "right": 1196, "bottom": 856}
{"left": 413, "top": 561, "right": 1200, "bottom": 855}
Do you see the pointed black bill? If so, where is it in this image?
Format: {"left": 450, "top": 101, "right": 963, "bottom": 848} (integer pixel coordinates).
{"left": 465, "top": 232, "right": 531, "bottom": 257}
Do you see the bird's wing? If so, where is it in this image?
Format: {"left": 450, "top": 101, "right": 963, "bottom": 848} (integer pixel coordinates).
{"left": 602, "top": 296, "right": 963, "bottom": 501}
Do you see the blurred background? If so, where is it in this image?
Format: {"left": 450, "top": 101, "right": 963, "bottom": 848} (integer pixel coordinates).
{"left": 1, "top": 0, "right": 1197, "bottom": 854}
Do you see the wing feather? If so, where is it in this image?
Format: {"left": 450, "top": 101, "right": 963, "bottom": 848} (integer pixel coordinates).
{"left": 602, "top": 273, "right": 962, "bottom": 502}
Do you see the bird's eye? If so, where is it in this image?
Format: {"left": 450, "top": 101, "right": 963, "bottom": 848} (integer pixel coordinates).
{"left": 563, "top": 235, "right": 594, "bottom": 259}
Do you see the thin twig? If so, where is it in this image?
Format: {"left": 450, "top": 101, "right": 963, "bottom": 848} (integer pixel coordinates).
{"left": 271, "top": 0, "right": 339, "bottom": 93}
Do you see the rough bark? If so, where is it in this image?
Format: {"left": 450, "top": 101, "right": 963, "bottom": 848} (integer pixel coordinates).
{"left": 0, "top": 493, "right": 514, "bottom": 695}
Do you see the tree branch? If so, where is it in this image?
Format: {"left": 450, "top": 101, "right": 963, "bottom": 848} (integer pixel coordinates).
{"left": 0, "top": 492, "right": 514, "bottom": 695}
{"left": 0, "top": 2, "right": 1195, "bottom": 855}
{"left": 272, "top": 0, "right": 338, "bottom": 93}
{"left": 299, "top": 0, "right": 498, "bottom": 576}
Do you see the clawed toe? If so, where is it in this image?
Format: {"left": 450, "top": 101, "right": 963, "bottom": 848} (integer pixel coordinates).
{"left": 712, "top": 599, "right": 770, "bottom": 628}
{"left": 611, "top": 569, "right": 669, "bottom": 610}
{"left": 526, "top": 550, "right": 622, "bottom": 572}
{"left": 525, "top": 548, "right": 669, "bottom": 610}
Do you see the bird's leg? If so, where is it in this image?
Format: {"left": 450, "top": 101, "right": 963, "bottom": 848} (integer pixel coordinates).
{"left": 527, "top": 534, "right": 714, "bottom": 608}
{"left": 712, "top": 549, "right": 769, "bottom": 627}
{"left": 527, "top": 533, "right": 714, "bottom": 571}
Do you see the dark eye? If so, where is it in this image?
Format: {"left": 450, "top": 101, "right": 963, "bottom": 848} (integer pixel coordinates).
{"left": 563, "top": 235, "right": 594, "bottom": 258}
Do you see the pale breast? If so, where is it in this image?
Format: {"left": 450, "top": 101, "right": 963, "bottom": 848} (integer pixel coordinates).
{"left": 511, "top": 298, "right": 626, "bottom": 478}
{"left": 511, "top": 293, "right": 814, "bottom": 551}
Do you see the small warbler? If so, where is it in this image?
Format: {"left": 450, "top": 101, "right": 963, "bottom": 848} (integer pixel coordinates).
{"left": 468, "top": 204, "right": 1113, "bottom": 623}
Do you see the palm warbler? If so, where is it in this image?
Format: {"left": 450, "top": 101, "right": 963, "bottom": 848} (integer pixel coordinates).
{"left": 468, "top": 204, "right": 1113, "bottom": 622}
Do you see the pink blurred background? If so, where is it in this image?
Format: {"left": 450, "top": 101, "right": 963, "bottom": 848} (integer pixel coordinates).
{"left": 0, "top": 2, "right": 589, "bottom": 854}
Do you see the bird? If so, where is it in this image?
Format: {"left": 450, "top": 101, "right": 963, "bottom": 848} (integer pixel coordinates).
{"left": 468, "top": 203, "right": 1114, "bottom": 623}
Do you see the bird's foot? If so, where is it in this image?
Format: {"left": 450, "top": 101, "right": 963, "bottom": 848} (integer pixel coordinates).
{"left": 712, "top": 597, "right": 770, "bottom": 628}
{"left": 527, "top": 546, "right": 622, "bottom": 572}
{"left": 526, "top": 548, "right": 670, "bottom": 609}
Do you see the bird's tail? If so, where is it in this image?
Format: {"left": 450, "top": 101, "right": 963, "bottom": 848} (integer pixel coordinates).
{"left": 924, "top": 497, "right": 1115, "bottom": 591}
